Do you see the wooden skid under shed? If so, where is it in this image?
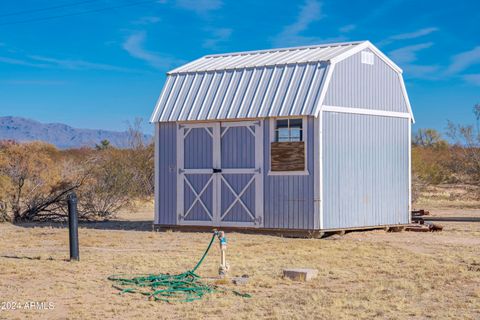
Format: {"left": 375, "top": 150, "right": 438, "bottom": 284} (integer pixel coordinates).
{"left": 153, "top": 224, "right": 410, "bottom": 238}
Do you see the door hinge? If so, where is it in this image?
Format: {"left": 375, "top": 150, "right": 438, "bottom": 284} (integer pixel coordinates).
{"left": 255, "top": 216, "right": 262, "bottom": 225}
{"left": 178, "top": 168, "right": 185, "bottom": 174}
{"left": 254, "top": 168, "right": 261, "bottom": 174}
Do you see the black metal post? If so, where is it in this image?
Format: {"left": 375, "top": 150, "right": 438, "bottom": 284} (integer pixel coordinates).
{"left": 67, "top": 192, "right": 79, "bottom": 261}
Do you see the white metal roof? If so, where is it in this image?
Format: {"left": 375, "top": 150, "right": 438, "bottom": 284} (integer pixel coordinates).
{"left": 168, "top": 41, "right": 363, "bottom": 74}
{"left": 151, "top": 41, "right": 407, "bottom": 123}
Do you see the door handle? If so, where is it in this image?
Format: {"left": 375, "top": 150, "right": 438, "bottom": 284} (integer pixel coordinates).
{"left": 213, "top": 168, "right": 222, "bottom": 173}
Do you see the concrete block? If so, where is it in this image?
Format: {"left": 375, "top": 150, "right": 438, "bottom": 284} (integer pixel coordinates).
{"left": 283, "top": 268, "right": 318, "bottom": 282}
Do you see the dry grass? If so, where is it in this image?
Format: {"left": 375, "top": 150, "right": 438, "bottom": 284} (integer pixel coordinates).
{"left": 0, "top": 206, "right": 479, "bottom": 320}
{"left": 414, "top": 184, "right": 480, "bottom": 209}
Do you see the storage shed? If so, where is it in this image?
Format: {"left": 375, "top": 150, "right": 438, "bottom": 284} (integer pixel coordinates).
{"left": 151, "top": 40, "right": 414, "bottom": 234}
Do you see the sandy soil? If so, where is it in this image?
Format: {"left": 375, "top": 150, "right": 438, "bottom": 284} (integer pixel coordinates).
{"left": 0, "top": 207, "right": 479, "bottom": 320}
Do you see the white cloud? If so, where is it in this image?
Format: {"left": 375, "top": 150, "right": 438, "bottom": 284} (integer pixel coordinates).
{"left": 390, "top": 27, "right": 438, "bottom": 40}
{"left": 377, "top": 27, "right": 438, "bottom": 47}
{"left": 463, "top": 74, "right": 480, "bottom": 86}
{"left": 447, "top": 46, "right": 480, "bottom": 74}
{"left": 123, "top": 31, "right": 184, "bottom": 70}
{"left": 388, "top": 42, "right": 439, "bottom": 79}
{"left": 176, "top": 0, "right": 222, "bottom": 14}
{"left": 0, "top": 56, "right": 48, "bottom": 68}
{"left": 1, "top": 50, "right": 142, "bottom": 73}
{"left": 360, "top": 0, "right": 403, "bottom": 23}
{"left": 3, "top": 79, "right": 67, "bottom": 85}
{"left": 389, "top": 42, "right": 433, "bottom": 65}
{"left": 29, "top": 55, "right": 137, "bottom": 72}
{"left": 202, "top": 28, "right": 232, "bottom": 49}
{"left": 404, "top": 65, "right": 440, "bottom": 79}
{"left": 132, "top": 16, "right": 161, "bottom": 25}
{"left": 272, "top": 0, "right": 327, "bottom": 47}
{"left": 339, "top": 24, "right": 356, "bottom": 33}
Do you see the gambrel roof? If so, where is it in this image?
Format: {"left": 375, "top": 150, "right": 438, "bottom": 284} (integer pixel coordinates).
{"left": 151, "top": 41, "right": 412, "bottom": 122}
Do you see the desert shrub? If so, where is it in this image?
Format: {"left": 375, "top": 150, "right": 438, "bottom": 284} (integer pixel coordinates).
{"left": 0, "top": 142, "right": 82, "bottom": 221}
{"left": 0, "top": 120, "right": 153, "bottom": 222}
{"left": 412, "top": 145, "right": 453, "bottom": 185}
{"left": 446, "top": 104, "right": 480, "bottom": 188}
{"left": 411, "top": 129, "right": 455, "bottom": 203}
{"left": 75, "top": 149, "right": 134, "bottom": 219}
{"left": 0, "top": 142, "right": 139, "bottom": 222}
{"left": 0, "top": 169, "right": 10, "bottom": 222}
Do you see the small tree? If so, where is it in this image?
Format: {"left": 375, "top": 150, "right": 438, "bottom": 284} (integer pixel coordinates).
{"left": 95, "top": 139, "right": 111, "bottom": 151}
{"left": 413, "top": 128, "right": 447, "bottom": 148}
{"left": 447, "top": 104, "right": 480, "bottom": 188}
{"left": 0, "top": 156, "right": 11, "bottom": 221}
{"left": 125, "top": 118, "right": 154, "bottom": 197}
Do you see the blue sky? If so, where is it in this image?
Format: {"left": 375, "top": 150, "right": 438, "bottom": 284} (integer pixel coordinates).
{"left": 0, "top": 0, "right": 479, "bottom": 134}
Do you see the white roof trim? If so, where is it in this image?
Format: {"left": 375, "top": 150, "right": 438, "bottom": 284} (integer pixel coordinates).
{"left": 323, "top": 105, "right": 411, "bottom": 119}
{"left": 329, "top": 41, "right": 403, "bottom": 74}
{"left": 398, "top": 73, "right": 415, "bottom": 123}
{"left": 313, "top": 63, "right": 335, "bottom": 117}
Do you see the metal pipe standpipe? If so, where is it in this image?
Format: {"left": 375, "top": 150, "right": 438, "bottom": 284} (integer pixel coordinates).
{"left": 217, "top": 231, "right": 230, "bottom": 277}
{"left": 67, "top": 192, "right": 79, "bottom": 261}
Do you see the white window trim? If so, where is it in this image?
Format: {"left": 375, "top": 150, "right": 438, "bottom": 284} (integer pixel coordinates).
{"left": 322, "top": 105, "right": 411, "bottom": 119}
{"left": 268, "top": 116, "right": 309, "bottom": 176}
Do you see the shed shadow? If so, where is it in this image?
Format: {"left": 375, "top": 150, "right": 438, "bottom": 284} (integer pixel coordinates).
{"left": 14, "top": 220, "right": 154, "bottom": 232}
{"left": 0, "top": 255, "right": 68, "bottom": 261}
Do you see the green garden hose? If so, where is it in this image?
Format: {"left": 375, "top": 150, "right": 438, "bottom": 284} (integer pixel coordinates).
{"left": 108, "top": 232, "right": 251, "bottom": 303}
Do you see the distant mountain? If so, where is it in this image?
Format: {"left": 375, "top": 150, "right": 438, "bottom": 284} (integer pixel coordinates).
{"left": 0, "top": 116, "right": 152, "bottom": 149}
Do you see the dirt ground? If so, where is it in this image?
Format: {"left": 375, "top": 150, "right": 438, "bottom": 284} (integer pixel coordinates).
{"left": 0, "top": 205, "right": 479, "bottom": 320}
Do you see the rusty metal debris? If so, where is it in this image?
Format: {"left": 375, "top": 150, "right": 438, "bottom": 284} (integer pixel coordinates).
{"left": 412, "top": 209, "right": 430, "bottom": 217}
{"left": 408, "top": 209, "right": 443, "bottom": 232}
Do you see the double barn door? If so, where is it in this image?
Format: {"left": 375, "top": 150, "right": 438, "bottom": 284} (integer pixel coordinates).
{"left": 177, "top": 121, "right": 263, "bottom": 227}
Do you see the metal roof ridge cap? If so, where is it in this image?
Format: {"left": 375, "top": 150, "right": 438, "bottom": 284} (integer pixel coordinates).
{"left": 167, "top": 60, "right": 331, "bottom": 75}
{"left": 203, "top": 41, "right": 365, "bottom": 58}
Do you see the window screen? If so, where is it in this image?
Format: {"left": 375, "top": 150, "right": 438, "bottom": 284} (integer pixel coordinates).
{"left": 274, "top": 118, "right": 303, "bottom": 142}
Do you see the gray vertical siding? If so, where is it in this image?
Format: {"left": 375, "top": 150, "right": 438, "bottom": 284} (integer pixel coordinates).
{"left": 221, "top": 126, "right": 255, "bottom": 168}
{"left": 184, "top": 127, "right": 213, "bottom": 169}
{"left": 263, "top": 117, "right": 316, "bottom": 230}
{"left": 322, "top": 112, "right": 409, "bottom": 229}
{"left": 323, "top": 49, "right": 408, "bottom": 113}
{"left": 157, "top": 122, "right": 177, "bottom": 225}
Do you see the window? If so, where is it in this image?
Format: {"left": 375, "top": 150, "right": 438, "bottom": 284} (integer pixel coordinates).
{"left": 270, "top": 118, "right": 307, "bottom": 174}
{"left": 274, "top": 118, "right": 303, "bottom": 142}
